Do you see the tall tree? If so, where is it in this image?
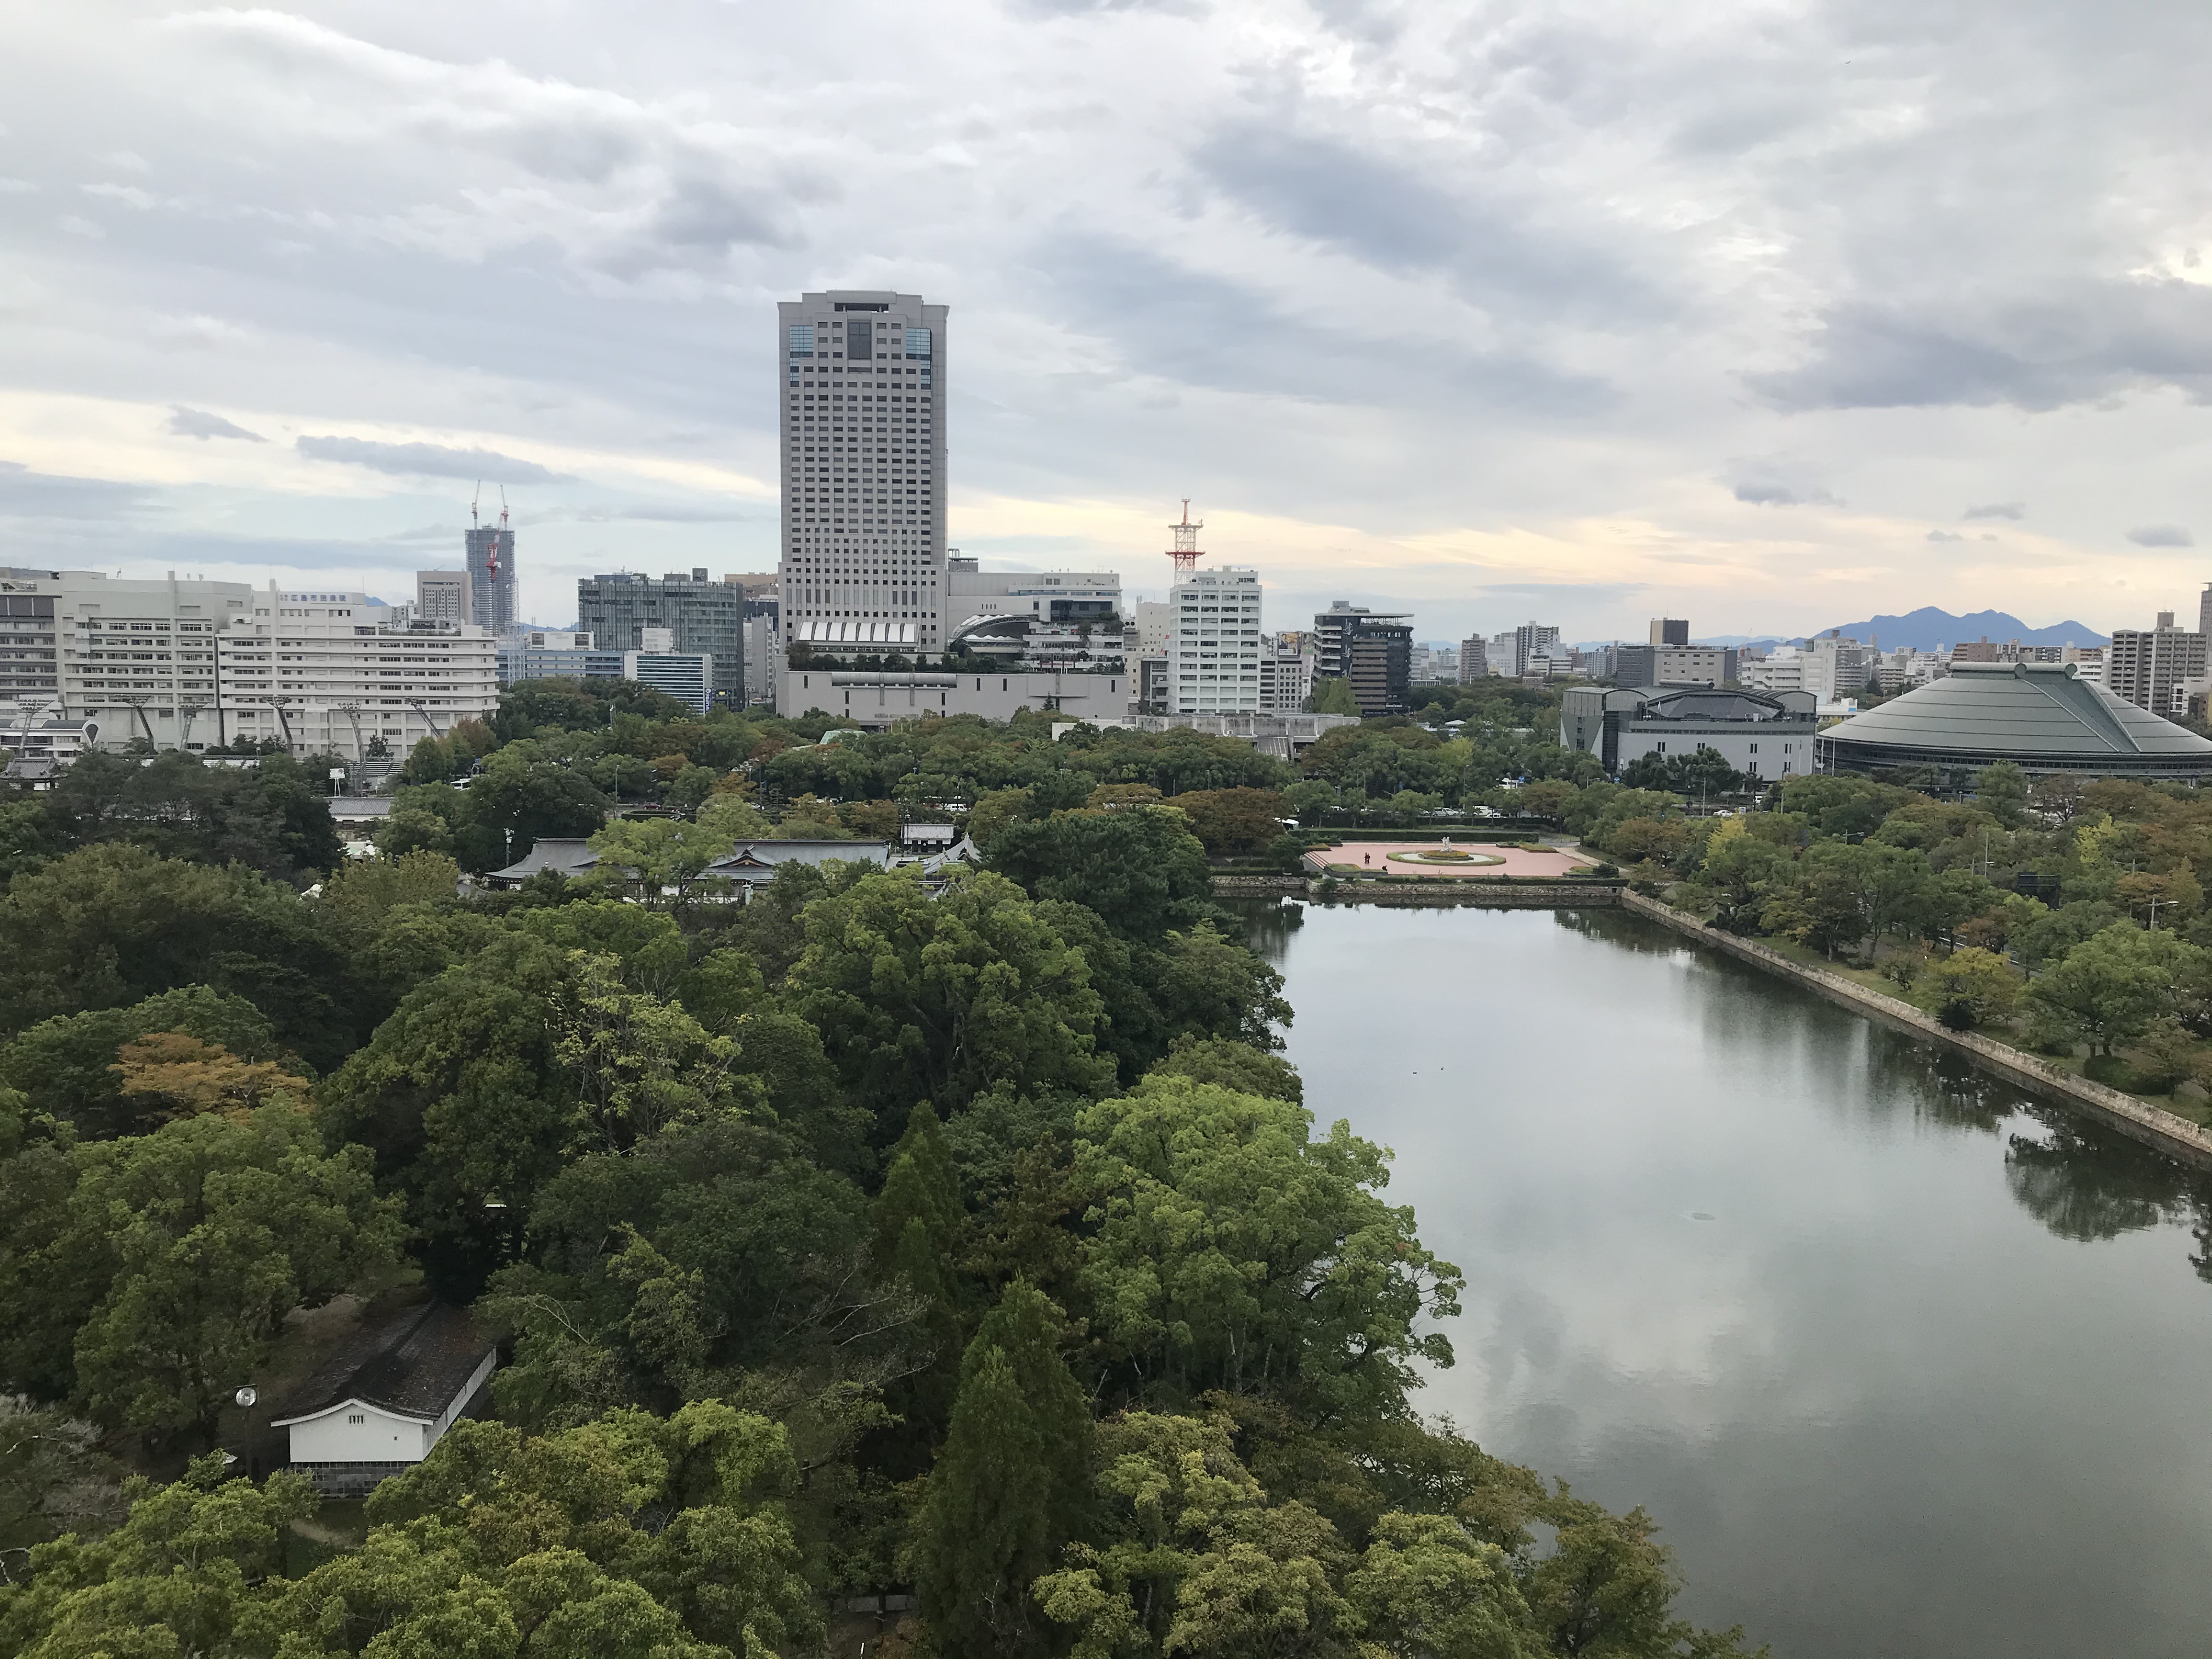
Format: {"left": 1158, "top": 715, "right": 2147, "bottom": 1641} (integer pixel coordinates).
{"left": 911, "top": 1280, "right": 1092, "bottom": 1658}
{"left": 785, "top": 868, "right": 1114, "bottom": 1132}
{"left": 988, "top": 804, "right": 1216, "bottom": 943}
{"left": 1073, "top": 1074, "right": 1463, "bottom": 1424}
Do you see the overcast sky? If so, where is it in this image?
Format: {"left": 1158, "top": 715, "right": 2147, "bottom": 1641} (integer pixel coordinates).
{"left": 4, "top": 0, "right": 2211, "bottom": 643}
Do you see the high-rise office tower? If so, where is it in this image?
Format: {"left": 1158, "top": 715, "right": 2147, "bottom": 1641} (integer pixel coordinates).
{"left": 465, "top": 517, "right": 516, "bottom": 634}
{"left": 777, "top": 290, "right": 947, "bottom": 663}
{"left": 1312, "top": 602, "right": 1413, "bottom": 715}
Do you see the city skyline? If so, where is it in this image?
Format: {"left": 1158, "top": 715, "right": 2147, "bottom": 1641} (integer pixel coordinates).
{"left": 1, "top": 7, "right": 2209, "bottom": 645}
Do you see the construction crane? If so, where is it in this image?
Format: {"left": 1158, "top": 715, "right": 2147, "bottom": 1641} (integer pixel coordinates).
{"left": 407, "top": 698, "right": 446, "bottom": 738}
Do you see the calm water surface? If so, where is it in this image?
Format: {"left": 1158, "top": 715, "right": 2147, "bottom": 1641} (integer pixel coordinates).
{"left": 1245, "top": 901, "right": 2212, "bottom": 1659}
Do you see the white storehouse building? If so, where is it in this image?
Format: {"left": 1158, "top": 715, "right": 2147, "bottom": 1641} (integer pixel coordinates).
{"left": 272, "top": 1304, "right": 496, "bottom": 1497}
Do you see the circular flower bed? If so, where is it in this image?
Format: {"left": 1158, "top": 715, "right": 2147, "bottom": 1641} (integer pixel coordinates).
{"left": 1387, "top": 848, "right": 1506, "bottom": 867}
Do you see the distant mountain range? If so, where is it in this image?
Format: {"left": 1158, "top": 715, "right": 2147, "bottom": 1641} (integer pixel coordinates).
{"left": 1808, "top": 607, "right": 2109, "bottom": 651}
{"left": 1573, "top": 608, "right": 2114, "bottom": 655}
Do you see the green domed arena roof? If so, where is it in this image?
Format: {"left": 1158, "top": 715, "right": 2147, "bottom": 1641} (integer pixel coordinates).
{"left": 1819, "top": 662, "right": 2212, "bottom": 775}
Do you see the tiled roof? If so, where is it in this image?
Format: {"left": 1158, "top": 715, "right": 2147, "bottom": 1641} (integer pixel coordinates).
{"left": 272, "top": 1304, "right": 492, "bottom": 1424}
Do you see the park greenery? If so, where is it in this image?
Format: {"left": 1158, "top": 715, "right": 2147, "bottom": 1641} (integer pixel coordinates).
{"left": 1564, "top": 761, "right": 2212, "bottom": 1103}
{"left": 0, "top": 675, "right": 1763, "bottom": 1657}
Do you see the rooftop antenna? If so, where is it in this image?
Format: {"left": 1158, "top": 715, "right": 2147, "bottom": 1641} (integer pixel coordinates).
{"left": 471, "top": 481, "right": 481, "bottom": 529}
{"left": 1166, "top": 499, "right": 1205, "bottom": 578}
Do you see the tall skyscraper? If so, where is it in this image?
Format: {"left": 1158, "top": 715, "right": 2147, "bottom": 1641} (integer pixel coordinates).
{"left": 777, "top": 290, "right": 947, "bottom": 663}
{"left": 465, "top": 515, "right": 516, "bottom": 635}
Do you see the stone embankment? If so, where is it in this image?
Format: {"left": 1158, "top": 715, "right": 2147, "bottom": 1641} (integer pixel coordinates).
{"left": 1211, "top": 874, "right": 1626, "bottom": 907}
{"left": 1622, "top": 889, "right": 2212, "bottom": 1173}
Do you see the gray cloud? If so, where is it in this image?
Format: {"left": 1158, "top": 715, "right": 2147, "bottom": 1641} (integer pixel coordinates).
{"left": 1964, "top": 502, "right": 2025, "bottom": 521}
{"left": 1191, "top": 122, "right": 1658, "bottom": 321}
{"left": 296, "top": 436, "right": 575, "bottom": 485}
{"left": 0, "top": 460, "right": 155, "bottom": 520}
{"left": 544, "top": 501, "right": 753, "bottom": 524}
{"left": 5, "top": 2, "right": 2212, "bottom": 641}
{"left": 167, "top": 406, "right": 265, "bottom": 442}
{"left": 1750, "top": 282, "right": 2212, "bottom": 413}
{"left": 2127, "top": 523, "right": 2194, "bottom": 547}
{"left": 1928, "top": 529, "right": 1965, "bottom": 542}
{"left": 1725, "top": 458, "right": 1839, "bottom": 508}
{"left": 1035, "top": 232, "right": 1609, "bottom": 416}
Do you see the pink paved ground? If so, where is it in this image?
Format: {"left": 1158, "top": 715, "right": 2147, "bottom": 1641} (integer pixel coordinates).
{"left": 1304, "top": 840, "right": 1595, "bottom": 879}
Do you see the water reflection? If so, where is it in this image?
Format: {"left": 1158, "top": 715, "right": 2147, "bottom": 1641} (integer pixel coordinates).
{"left": 1265, "top": 902, "right": 2212, "bottom": 1659}
{"left": 2004, "top": 1108, "right": 2211, "bottom": 1244}
{"left": 1218, "top": 895, "right": 1303, "bottom": 967}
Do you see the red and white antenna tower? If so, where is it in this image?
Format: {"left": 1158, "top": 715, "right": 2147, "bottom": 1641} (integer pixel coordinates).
{"left": 1166, "top": 499, "right": 1205, "bottom": 578}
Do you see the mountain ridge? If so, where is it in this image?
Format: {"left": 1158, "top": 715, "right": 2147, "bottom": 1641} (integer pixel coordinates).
{"left": 1808, "top": 607, "right": 2108, "bottom": 651}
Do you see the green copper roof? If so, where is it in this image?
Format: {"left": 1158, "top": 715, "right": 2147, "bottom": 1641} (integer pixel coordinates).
{"left": 1821, "top": 662, "right": 2212, "bottom": 758}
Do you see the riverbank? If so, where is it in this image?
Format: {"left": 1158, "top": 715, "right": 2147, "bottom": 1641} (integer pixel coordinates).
{"left": 1622, "top": 889, "right": 2212, "bottom": 1172}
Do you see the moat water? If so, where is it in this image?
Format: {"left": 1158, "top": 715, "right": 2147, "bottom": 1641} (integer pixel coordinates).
{"left": 1240, "top": 900, "right": 2212, "bottom": 1659}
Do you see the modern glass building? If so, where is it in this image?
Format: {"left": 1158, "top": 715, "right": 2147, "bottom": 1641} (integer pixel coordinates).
{"left": 576, "top": 570, "right": 745, "bottom": 706}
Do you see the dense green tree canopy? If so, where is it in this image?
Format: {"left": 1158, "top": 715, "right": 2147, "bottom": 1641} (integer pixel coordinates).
{"left": 0, "top": 685, "right": 1785, "bottom": 1659}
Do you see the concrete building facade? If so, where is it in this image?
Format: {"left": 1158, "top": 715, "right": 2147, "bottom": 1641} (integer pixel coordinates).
{"left": 577, "top": 570, "right": 745, "bottom": 706}
{"left": 0, "top": 569, "right": 499, "bottom": 760}
{"left": 1258, "top": 634, "right": 1316, "bottom": 714}
{"left": 1167, "top": 567, "right": 1263, "bottom": 714}
{"left": 782, "top": 665, "right": 1131, "bottom": 729}
{"left": 625, "top": 651, "right": 714, "bottom": 714}
{"left": 415, "top": 571, "right": 472, "bottom": 625}
{"left": 1561, "top": 685, "right": 1819, "bottom": 781}
{"left": 2108, "top": 616, "right": 2207, "bottom": 715}
{"left": 777, "top": 289, "right": 947, "bottom": 663}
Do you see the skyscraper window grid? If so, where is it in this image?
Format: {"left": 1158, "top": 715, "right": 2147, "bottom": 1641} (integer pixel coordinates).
{"left": 777, "top": 290, "right": 947, "bottom": 662}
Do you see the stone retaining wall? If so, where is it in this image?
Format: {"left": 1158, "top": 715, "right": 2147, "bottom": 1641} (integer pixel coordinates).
{"left": 1621, "top": 889, "right": 2212, "bottom": 1172}
{"left": 1210, "top": 874, "right": 1626, "bottom": 906}
{"left": 1210, "top": 875, "right": 1309, "bottom": 895}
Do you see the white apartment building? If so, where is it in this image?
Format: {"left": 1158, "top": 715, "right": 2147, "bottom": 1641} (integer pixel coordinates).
{"left": 0, "top": 569, "right": 497, "bottom": 759}
{"left": 777, "top": 289, "right": 947, "bottom": 663}
{"left": 258, "top": 588, "right": 500, "bottom": 758}
{"left": 1167, "top": 567, "right": 1264, "bottom": 714}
